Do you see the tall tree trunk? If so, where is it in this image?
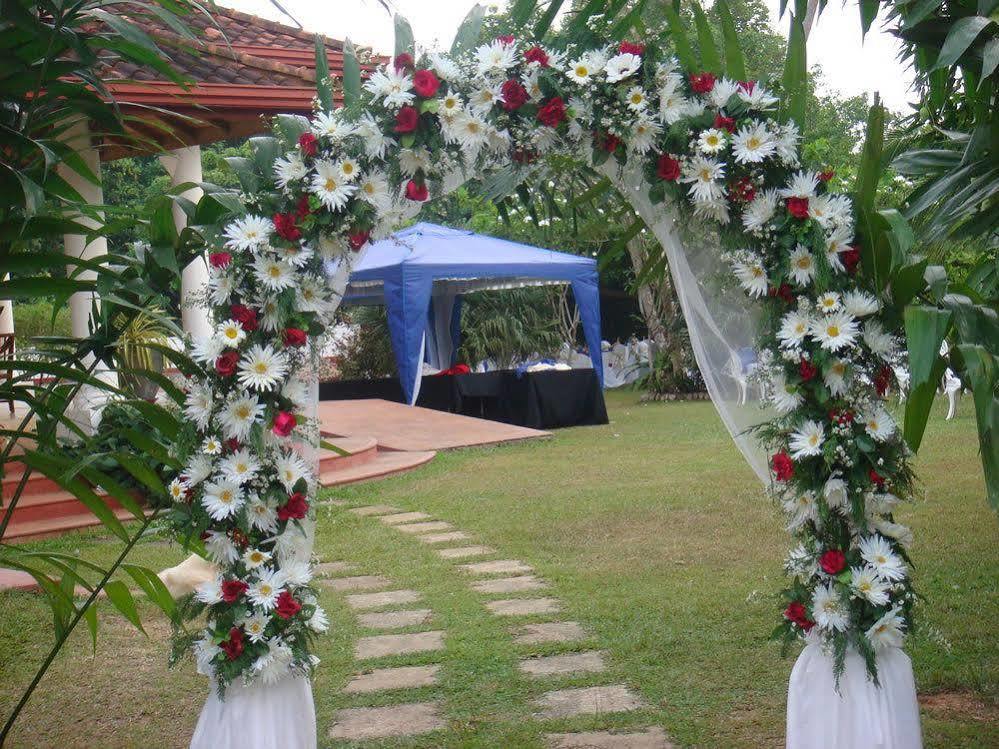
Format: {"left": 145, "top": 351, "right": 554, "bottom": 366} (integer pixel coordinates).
{"left": 626, "top": 234, "right": 667, "bottom": 344}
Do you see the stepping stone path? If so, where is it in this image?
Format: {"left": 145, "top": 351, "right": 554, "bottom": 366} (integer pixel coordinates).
{"left": 331, "top": 506, "right": 672, "bottom": 745}
{"left": 320, "top": 574, "right": 390, "bottom": 592}
{"left": 314, "top": 561, "right": 355, "bottom": 577}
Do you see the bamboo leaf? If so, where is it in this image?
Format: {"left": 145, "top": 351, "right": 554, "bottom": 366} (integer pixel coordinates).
{"left": 534, "top": 0, "right": 567, "bottom": 37}
{"left": 314, "top": 34, "right": 333, "bottom": 112}
{"left": 122, "top": 564, "right": 176, "bottom": 620}
{"left": 511, "top": 0, "right": 538, "bottom": 25}
{"left": 691, "top": 1, "right": 722, "bottom": 75}
{"left": 715, "top": 0, "right": 747, "bottom": 81}
{"left": 859, "top": 0, "right": 881, "bottom": 38}
{"left": 451, "top": 5, "right": 486, "bottom": 54}
{"left": 663, "top": 3, "right": 696, "bottom": 70}
{"left": 103, "top": 580, "right": 145, "bottom": 633}
{"left": 342, "top": 38, "right": 362, "bottom": 109}
{"left": 394, "top": 15, "right": 414, "bottom": 57}
{"left": 903, "top": 305, "right": 952, "bottom": 451}
{"left": 955, "top": 344, "right": 999, "bottom": 511}
{"left": 780, "top": 12, "right": 808, "bottom": 125}
{"left": 933, "top": 16, "right": 993, "bottom": 71}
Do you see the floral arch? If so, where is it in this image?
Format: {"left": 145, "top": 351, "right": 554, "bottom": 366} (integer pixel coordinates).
{"left": 168, "top": 29, "right": 917, "bottom": 700}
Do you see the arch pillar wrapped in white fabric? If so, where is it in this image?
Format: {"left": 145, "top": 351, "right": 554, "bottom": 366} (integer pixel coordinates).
{"left": 787, "top": 643, "right": 922, "bottom": 749}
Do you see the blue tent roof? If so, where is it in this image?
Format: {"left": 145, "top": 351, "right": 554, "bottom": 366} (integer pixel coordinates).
{"left": 338, "top": 223, "right": 604, "bottom": 403}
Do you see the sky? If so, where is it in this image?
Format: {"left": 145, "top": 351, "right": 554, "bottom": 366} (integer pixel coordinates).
{"left": 221, "top": 0, "right": 916, "bottom": 112}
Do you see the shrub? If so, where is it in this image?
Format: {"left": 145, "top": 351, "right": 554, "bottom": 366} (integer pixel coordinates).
{"left": 12, "top": 300, "right": 72, "bottom": 346}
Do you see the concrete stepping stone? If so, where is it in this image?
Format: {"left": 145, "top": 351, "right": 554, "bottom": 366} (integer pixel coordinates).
{"left": 418, "top": 530, "right": 471, "bottom": 544}
{"left": 355, "top": 630, "right": 445, "bottom": 659}
{"left": 320, "top": 574, "right": 391, "bottom": 592}
{"left": 344, "top": 664, "right": 440, "bottom": 694}
{"left": 545, "top": 727, "right": 674, "bottom": 748}
{"left": 346, "top": 589, "right": 422, "bottom": 611}
{"left": 358, "top": 609, "right": 433, "bottom": 630}
{"left": 437, "top": 545, "right": 494, "bottom": 560}
{"left": 396, "top": 521, "right": 453, "bottom": 534}
{"left": 380, "top": 511, "right": 431, "bottom": 525}
{"left": 317, "top": 498, "right": 348, "bottom": 507}
{"left": 485, "top": 597, "right": 560, "bottom": 617}
{"left": 314, "top": 561, "right": 354, "bottom": 577}
{"left": 472, "top": 575, "right": 548, "bottom": 594}
{"left": 328, "top": 702, "right": 445, "bottom": 740}
{"left": 519, "top": 651, "right": 606, "bottom": 678}
{"left": 460, "top": 559, "right": 533, "bottom": 576}
{"left": 349, "top": 504, "right": 400, "bottom": 516}
{"left": 535, "top": 684, "right": 646, "bottom": 719}
{"left": 514, "top": 621, "right": 587, "bottom": 645}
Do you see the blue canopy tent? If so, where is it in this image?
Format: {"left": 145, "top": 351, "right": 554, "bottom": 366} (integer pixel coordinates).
{"left": 337, "top": 223, "right": 604, "bottom": 404}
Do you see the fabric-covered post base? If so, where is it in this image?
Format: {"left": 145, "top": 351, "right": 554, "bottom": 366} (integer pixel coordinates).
{"left": 787, "top": 643, "right": 922, "bottom": 749}
{"left": 190, "top": 675, "right": 316, "bottom": 749}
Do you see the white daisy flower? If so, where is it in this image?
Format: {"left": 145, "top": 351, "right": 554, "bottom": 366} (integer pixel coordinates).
{"left": 247, "top": 495, "right": 278, "bottom": 534}
{"left": 861, "top": 407, "right": 896, "bottom": 441}
{"left": 277, "top": 242, "right": 313, "bottom": 269}
{"left": 202, "top": 436, "right": 223, "bottom": 455}
{"left": 362, "top": 66, "right": 414, "bottom": 108}
{"left": 248, "top": 567, "right": 286, "bottom": 611}
{"left": 824, "top": 359, "right": 849, "bottom": 396}
{"left": 778, "top": 310, "right": 811, "bottom": 348}
{"left": 866, "top": 607, "right": 906, "bottom": 649}
{"left": 194, "top": 634, "right": 221, "bottom": 675}
{"left": 398, "top": 147, "right": 431, "bottom": 177}
{"left": 240, "top": 611, "right": 271, "bottom": 643}
{"left": 429, "top": 52, "right": 462, "bottom": 81}
{"left": 218, "top": 447, "right": 261, "bottom": 485}
{"left": 224, "top": 215, "right": 272, "bottom": 251}
{"left": 807, "top": 194, "right": 838, "bottom": 228}
{"left": 824, "top": 226, "right": 853, "bottom": 272}
{"left": 355, "top": 112, "right": 394, "bottom": 159}
{"left": 183, "top": 454, "right": 214, "bottom": 487}
{"left": 566, "top": 54, "right": 600, "bottom": 84}
{"left": 682, "top": 156, "right": 725, "bottom": 202}
{"left": 874, "top": 519, "right": 913, "bottom": 548}
{"left": 357, "top": 170, "right": 391, "bottom": 210}
{"left": 207, "top": 273, "right": 236, "bottom": 307}
{"left": 281, "top": 560, "right": 312, "bottom": 586}
{"left": 311, "top": 111, "right": 357, "bottom": 141}
{"left": 707, "top": 77, "right": 740, "bottom": 108}
{"left": 624, "top": 85, "right": 648, "bottom": 111}
{"left": 253, "top": 637, "right": 294, "bottom": 684}
{"left": 732, "top": 255, "right": 768, "bottom": 297}
{"left": 812, "top": 583, "right": 850, "bottom": 631}
{"left": 742, "top": 188, "right": 779, "bottom": 232}
{"left": 604, "top": 51, "right": 642, "bottom": 82}
{"left": 851, "top": 566, "right": 891, "bottom": 605}
{"left": 311, "top": 160, "right": 358, "bottom": 212}
{"left": 859, "top": 535, "right": 906, "bottom": 581}
{"left": 697, "top": 127, "right": 727, "bottom": 154}
{"left": 242, "top": 547, "right": 272, "bottom": 570}
{"left": 438, "top": 92, "right": 463, "bottom": 120}
{"left": 253, "top": 255, "right": 296, "bottom": 292}
{"left": 780, "top": 170, "right": 820, "bottom": 199}
{"left": 183, "top": 384, "right": 214, "bottom": 431}
{"left": 448, "top": 110, "right": 489, "bottom": 155}
{"left": 738, "top": 83, "right": 779, "bottom": 110}
{"left": 204, "top": 530, "right": 239, "bottom": 564}
{"left": 817, "top": 292, "right": 841, "bottom": 313}
{"left": 238, "top": 344, "right": 289, "bottom": 392}
{"left": 296, "top": 277, "right": 332, "bottom": 314}
{"left": 259, "top": 296, "right": 284, "bottom": 332}
{"left": 731, "top": 122, "right": 777, "bottom": 164}
{"left": 628, "top": 115, "right": 660, "bottom": 154}
{"left": 775, "top": 121, "right": 801, "bottom": 165}
{"left": 219, "top": 394, "right": 265, "bottom": 441}
{"left": 276, "top": 451, "right": 309, "bottom": 491}
{"left": 202, "top": 479, "right": 244, "bottom": 521}
{"left": 810, "top": 311, "right": 859, "bottom": 352}
{"left": 771, "top": 373, "right": 803, "bottom": 414}
{"left": 658, "top": 78, "right": 691, "bottom": 124}
{"left": 474, "top": 39, "right": 516, "bottom": 77}
{"left": 692, "top": 195, "right": 731, "bottom": 224}
{"left": 823, "top": 476, "right": 849, "bottom": 510}
{"left": 335, "top": 157, "right": 359, "bottom": 183}
{"left": 788, "top": 244, "right": 816, "bottom": 286}
{"left": 842, "top": 290, "right": 880, "bottom": 317}
{"left": 274, "top": 152, "right": 308, "bottom": 189}
{"left": 167, "top": 477, "right": 186, "bottom": 503}
{"left": 308, "top": 606, "right": 330, "bottom": 633}
{"left": 863, "top": 321, "right": 897, "bottom": 359}
{"left": 782, "top": 489, "right": 818, "bottom": 530}
{"left": 468, "top": 83, "right": 502, "bottom": 113}
{"left": 217, "top": 319, "right": 246, "bottom": 349}
{"left": 281, "top": 378, "right": 309, "bottom": 408}
{"left": 789, "top": 419, "right": 825, "bottom": 459}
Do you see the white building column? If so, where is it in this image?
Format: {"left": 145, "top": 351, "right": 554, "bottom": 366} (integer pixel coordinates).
{"left": 0, "top": 276, "right": 13, "bottom": 339}
{"left": 159, "top": 145, "right": 212, "bottom": 340}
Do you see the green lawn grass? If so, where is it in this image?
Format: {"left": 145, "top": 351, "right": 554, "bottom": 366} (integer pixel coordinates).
{"left": 0, "top": 391, "right": 995, "bottom": 748}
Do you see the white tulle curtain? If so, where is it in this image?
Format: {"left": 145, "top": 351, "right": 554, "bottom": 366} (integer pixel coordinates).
{"left": 596, "top": 159, "right": 773, "bottom": 484}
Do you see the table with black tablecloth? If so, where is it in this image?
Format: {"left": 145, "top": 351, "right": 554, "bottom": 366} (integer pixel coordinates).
{"left": 319, "top": 368, "right": 608, "bottom": 430}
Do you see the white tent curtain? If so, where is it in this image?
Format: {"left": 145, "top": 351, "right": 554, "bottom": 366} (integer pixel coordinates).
{"left": 425, "top": 290, "right": 460, "bottom": 369}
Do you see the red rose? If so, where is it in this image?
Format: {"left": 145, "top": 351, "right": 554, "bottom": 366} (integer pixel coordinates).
{"left": 273, "top": 212, "right": 302, "bottom": 241}
{"left": 209, "top": 252, "right": 231, "bottom": 269}
{"left": 348, "top": 229, "right": 370, "bottom": 250}
{"left": 784, "top": 601, "right": 814, "bottom": 631}
{"left": 394, "top": 105, "right": 420, "bottom": 133}
{"left": 689, "top": 72, "right": 716, "bottom": 94}
{"left": 220, "top": 627, "right": 244, "bottom": 660}
{"left": 597, "top": 131, "right": 620, "bottom": 153}
{"left": 215, "top": 351, "right": 239, "bottom": 377}
{"left": 869, "top": 468, "right": 885, "bottom": 487}
{"left": 496, "top": 34, "right": 515, "bottom": 45}
{"left": 874, "top": 365, "right": 893, "bottom": 396}
{"left": 730, "top": 176, "right": 756, "bottom": 203}
{"left": 272, "top": 411, "right": 297, "bottom": 437}
{"left": 772, "top": 451, "right": 794, "bottom": 481}
{"left": 799, "top": 358, "right": 817, "bottom": 382}
{"left": 221, "top": 579, "right": 248, "bottom": 603}
{"left": 714, "top": 113, "right": 736, "bottom": 133}
{"left": 413, "top": 69, "right": 440, "bottom": 98}
{"left": 230, "top": 304, "right": 258, "bottom": 332}
{"left": 277, "top": 492, "right": 309, "bottom": 521}
{"left": 393, "top": 52, "right": 414, "bottom": 71}
{"left": 818, "top": 170, "right": 835, "bottom": 182}
{"left": 842, "top": 246, "right": 861, "bottom": 275}
{"left": 537, "top": 96, "right": 566, "bottom": 128}
{"left": 501, "top": 78, "right": 529, "bottom": 111}
{"left": 819, "top": 550, "right": 846, "bottom": 575}
{"left": 274, "top": 590, "right": 302, "bottom": 620}
{"left": 524, "top": 46, "right": 549, "bottom": 66}
{"left": 229, "top": 528, "right": 248, "bottom": 548}
{"left": 295, "top": 194, "right": 312, "bottom": 221}
{"left": 774, "top": 283, "right": 795, "bottom": 304}
{"left": 283, "top": 328, "right": 307, "bottom": 347}
{"left": 619, "top": 40, "right": 645, "bottom": 55}
{"left": 405, "top": 179, "right": 429, "bottom": 202}
{"left": 656, "top": 154, "right": 681, "bottom": 181}
{"left": 512, "top": 148, "right": 537, "bottom": 164}
{"left": 786, "top": 196, "right": 810, "bottom": 219}
{"left": 225, "top": 437, "right": 241, "bottom": 452}
{"left": 298, "top": 132, "right": 318, "bottom": 156}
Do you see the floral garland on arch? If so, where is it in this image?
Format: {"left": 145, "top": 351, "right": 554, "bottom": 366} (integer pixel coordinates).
{"left": 167, "top": 30, "right": 917, "bottom": 691}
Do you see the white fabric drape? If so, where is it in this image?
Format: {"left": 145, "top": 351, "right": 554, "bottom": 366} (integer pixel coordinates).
{"left": 787, "top": 643, "right": 922, "bottom": 749}
{"left": 598, "top": 160, "right": 772, "bottom": 483}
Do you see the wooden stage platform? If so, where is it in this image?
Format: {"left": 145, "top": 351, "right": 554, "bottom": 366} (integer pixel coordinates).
{"left": 318, "top": 398, "right": 549, "bottom": 452}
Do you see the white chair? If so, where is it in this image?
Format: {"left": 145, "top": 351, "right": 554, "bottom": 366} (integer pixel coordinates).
{"left": 943, "top": 368, "right": 962, "bottom": 420}
{"left": 726, "top": 347, "right": 757, "bottom": 405}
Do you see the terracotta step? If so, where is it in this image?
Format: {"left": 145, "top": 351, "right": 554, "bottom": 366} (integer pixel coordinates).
{"left": 2, "top": 488, "right": 131, "bottom": 525}
{"left": 319, "top": 449, "right": 435, "bottom": 488}
{"left": 2, "top": 462, "right": 66, "bottom": 501}
{"left": 2, "top": 505, "right": 142, "bottom": 543}
{"left": 318, "top": 436, "right": 378, "bottom": 473}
